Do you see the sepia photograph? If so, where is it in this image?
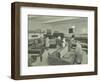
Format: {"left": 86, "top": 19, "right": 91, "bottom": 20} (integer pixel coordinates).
{"left": 11, "top": 2, "right": 97, "bottom": 79}
{"left": 28, "top": 15, "right": 88, "bottom": 66}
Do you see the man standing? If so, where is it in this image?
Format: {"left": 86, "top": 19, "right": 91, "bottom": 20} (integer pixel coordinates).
{"left": 74, "top": 41, "right": 83, "bottom": 64}
{"left": 45, "top": 37, "right": 50, "bottom": 50}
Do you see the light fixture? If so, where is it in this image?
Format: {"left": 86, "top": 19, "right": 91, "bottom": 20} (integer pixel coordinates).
{"left": 72, "top": 26, "right": 75, "bottom": 29}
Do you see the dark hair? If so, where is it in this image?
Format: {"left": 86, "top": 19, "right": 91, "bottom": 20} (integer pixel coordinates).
{"left": 72, "top": 34, "right": 75, "bottom": 38}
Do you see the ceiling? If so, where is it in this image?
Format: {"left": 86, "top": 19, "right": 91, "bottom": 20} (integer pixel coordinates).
{"left": 28, "top": 15, "right": 84, "bottom": 24}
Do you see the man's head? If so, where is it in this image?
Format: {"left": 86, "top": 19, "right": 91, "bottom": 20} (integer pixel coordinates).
{"left": 72, "top": 34, "right": 75, "bottom": 38}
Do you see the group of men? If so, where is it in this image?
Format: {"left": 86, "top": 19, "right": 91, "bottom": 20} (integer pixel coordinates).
{"left": 46, "top": 34, "right": 83, "bottom": 64}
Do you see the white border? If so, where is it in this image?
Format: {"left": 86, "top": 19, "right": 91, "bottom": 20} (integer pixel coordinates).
{"left": 20, "top": 7, "right": 95, "bottom": 75}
